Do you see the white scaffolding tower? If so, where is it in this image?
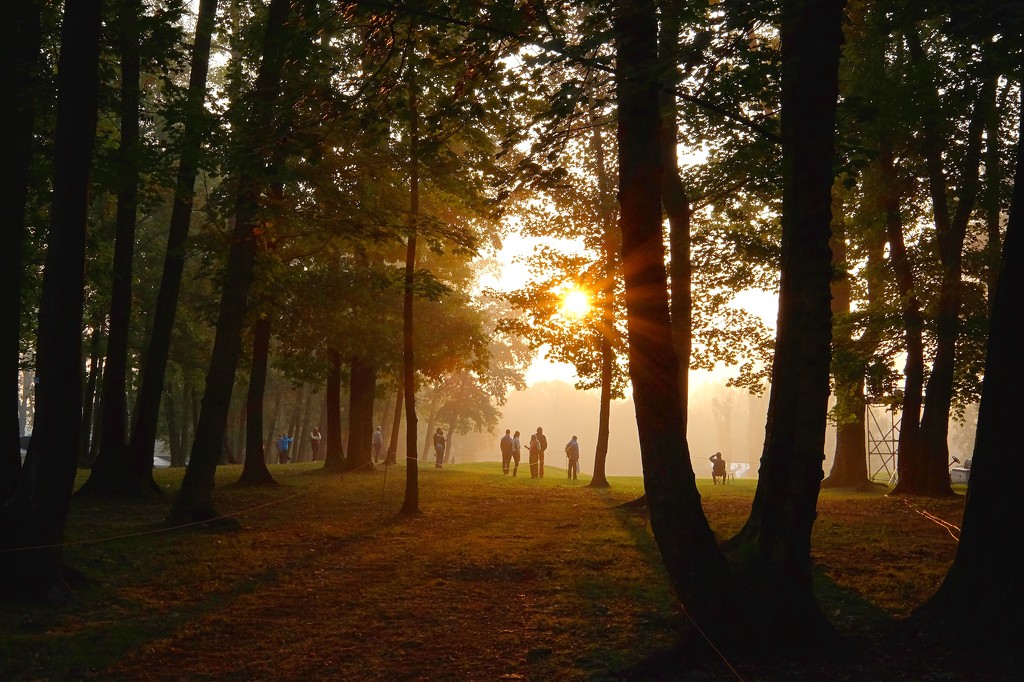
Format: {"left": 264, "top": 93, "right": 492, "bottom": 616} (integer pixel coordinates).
{"left": 866, "top": 402, "right": 900, "bottom": 484}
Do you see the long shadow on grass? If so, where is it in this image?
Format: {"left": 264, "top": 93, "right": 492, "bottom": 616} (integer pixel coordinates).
{"left": 602, "top": 496, "right": 895, "bottom": 681}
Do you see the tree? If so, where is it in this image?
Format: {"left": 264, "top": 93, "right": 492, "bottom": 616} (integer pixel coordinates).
{"left": 167, "top": 0, "right": 293, "bottom": 524}
{"left": 914, "top": 5, "right": 1024, "bottom": 654}
{"left": 1, "top": 0, "right": 44, "bottom": 502}
{"left": 612, "top": 0, "right": 735, "bottom": 647}
{"left": 0, "top": 0, "right": 104, "bottom": 600}
{"left": 128, "top": 0, "right": 220, "bottom": 484}
{"left": 77, "top": 0, "right": 156, "bottom": 499}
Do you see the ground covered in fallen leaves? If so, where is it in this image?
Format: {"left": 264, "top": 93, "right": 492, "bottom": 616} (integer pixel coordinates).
{"left": 1, "top": 461, "right": 1006, "bottom": 681}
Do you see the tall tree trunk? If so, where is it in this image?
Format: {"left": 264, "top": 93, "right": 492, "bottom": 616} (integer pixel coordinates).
{"left": 323, "top": 349, "right": 345, "bottom": 470}
{"left": 895, "top": 33, "right": 991, "bottom": 496}
{"left": 982, "top": 84, "right": 1005, "bottom": 310}
{"left": 589, "top": 89, "right": 614, "bottom": 489}
{"left": 164, "top": 383, "right": 183, "bottom": 466}
{"left": 877, "top": 139, "right": 927, "bottom": 489}
{"left": 80, "top": 321, "right": 105, "bottom": 468}
{"left": 238, "top": 316, "right": 275, "bottom": 485}
{"left": 1, "top": 0, "right": 42, "bottom": 502}
{"left": 400, "top": 62, "right": 421, "bottom": 516}
{"left": 659, "top": 0, "right": 692, "bottom": 437}
{"left": 0, "top": 0, "right": 103, "bottom": 601}
{"left": 295, "top": 386, "right": 313, "bottom": 462}
{"left": 724, "top": 0, "right": 846, "bottom": 653}
{"left": 822, "top": 195, "right": 883, "bottom": 489}
{"left": 613, "top": 0, "right": 734, "bottom": 647}
{"left": 387, "top": 382, "right": 403, "bottom": 465}
{"left": 917, "top": 89, "right": 1024, "bottom": 653}
{"left": 129, "top": 0, "right": 219, "bottom": 468}
{"left": 167, "top": 0, "right": 292, "bottom": 524}
{"left": 80, "top": 0, "right": 155, "bottom": 498}
{"left": 345, "top": 356, "right": 376, "bottom": 472}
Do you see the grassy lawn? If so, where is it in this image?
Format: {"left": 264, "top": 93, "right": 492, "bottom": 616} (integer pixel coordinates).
{"left": 0, "top": 461, "right": 971, "bottom": 681}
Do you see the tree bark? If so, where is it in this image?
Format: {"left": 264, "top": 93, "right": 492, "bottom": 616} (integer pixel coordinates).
{"left": 400, "top": 62, "right": 421, "bottom": 516}
{"left": 613, "top": 0, "right": 735, "bottom": 648}
{"left": 724, "top": 0, "right": 846, "bottom": 653}
{"left": 1, "top": 0, "right": 42, "bottom": 502}
{"left": 323, "top": 349, "right": 346, "bottom": 470}
{"left": 0, "top": 0, "right": 104, "bottom": 601}
{"left": 345, "top": 355, "right": 376, "bottom": 472}
{"left": 588, "top": 89, "right": 614, "bottom": 489}
{"left": 79, "top": 0, "right": 158, "bottom": 499}
{"left": 387, "top": 382, "right": 403, "bottom": 465}
{"left": 238, "top": 316, "right": 275, "bottom": 485}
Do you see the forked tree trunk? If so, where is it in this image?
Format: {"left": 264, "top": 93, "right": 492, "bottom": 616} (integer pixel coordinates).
{"left": 917, "top": 92, "right": 1024, "bottom": 653}
{"left": 613, "top": 0, "right": 735, "bottom": 648}
{"left": 895, "top": 32, "right": 990, "bottom": 496}
{"left": 723, "top": 0, "right": 846, "bottom": 654}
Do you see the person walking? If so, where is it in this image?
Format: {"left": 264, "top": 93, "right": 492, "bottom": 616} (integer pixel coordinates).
{"left": 433, "top": 428, "right": 446, "bottom": 469}
{"left": 511, "top": 430, "right": 522, "bottom": 477}
{"left": 309, "top": 427, "right": 322, "bottom": 461}
{"left": 564, "top": 435, "right": 580, "bottom": 480}
{"left": 276, "top": 433, "right": 293, "bottom": 464}
{"left": 372, "top": 426, "right": 384, "bottom": 464}
{"left": 535, "top": 427, "right": 548, "bottom": 478}
{"left": 499, "top": 429, "right": 514, "bottom": 475}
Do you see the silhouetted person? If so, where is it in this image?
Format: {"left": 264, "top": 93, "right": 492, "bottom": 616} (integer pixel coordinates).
{"left": 309, "top": 427, "right": 322, "bottom": 461}
{"left": 433, "top": 428, "right": 446, "bottom": 469}
{"left": 511, "top": 430, "right": 522, "bottom": 477}
{"left": 528, "top": 433, "right": 540, "bottom": 478}
{"left": 372, "top": 426, "right": 384, "bottom": 464}
{"left": 535, "top": 426, "right": 548, "bottom": 478}
{"left": 500, "top": 429, "right": 514, "bottom": 475}
{"left": 710, "top": 451, "right": 726, "bottom": 484}
{"left": 564, "top": 435, "right": 580, "bottom": 480}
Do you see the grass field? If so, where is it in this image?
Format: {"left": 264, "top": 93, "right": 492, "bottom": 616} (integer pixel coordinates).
{"left": 0, "top": 460, "right": 979, "bottom": 681}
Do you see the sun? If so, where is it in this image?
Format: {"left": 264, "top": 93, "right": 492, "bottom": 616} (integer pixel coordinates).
{"left": 560, "top": 287, "right": 592, "bottom": 319}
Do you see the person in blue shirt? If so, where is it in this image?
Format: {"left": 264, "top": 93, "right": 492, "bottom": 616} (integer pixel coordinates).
{"left": 276, "top": 433, "right": 294, "bottom": 464}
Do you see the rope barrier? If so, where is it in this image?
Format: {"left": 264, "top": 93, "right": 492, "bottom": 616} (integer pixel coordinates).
{"left": 897, "top": 498, "right": 961, "bottom": 542}
{"left": 677, "top": 602, "right": 746, "bottom": 681}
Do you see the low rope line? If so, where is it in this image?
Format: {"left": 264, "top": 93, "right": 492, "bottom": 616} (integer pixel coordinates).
{"left": 898, "top": 498, "right": 961, "bottom": 542}
{"left": 678, "top": 601, "right": 745, "bottom": 680}
{"left": 0, "top": 487, "right": 314, "bottom": 555}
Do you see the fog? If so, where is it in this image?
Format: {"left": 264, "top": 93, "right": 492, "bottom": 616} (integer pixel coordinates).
{"left": 456, "top": 378, "right": 776, "bottom": 479}
{"left": 454, "top": 379, "right": 979, "bottom": 481}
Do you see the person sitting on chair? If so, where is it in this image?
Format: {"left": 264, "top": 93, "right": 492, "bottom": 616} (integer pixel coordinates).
{"left": 709, "top": 451, "right": 727, "bottom": 485}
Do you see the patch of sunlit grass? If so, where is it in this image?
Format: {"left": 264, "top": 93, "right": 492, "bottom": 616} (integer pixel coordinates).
{"left": 1, "top": 461, "right": 964, "bottom": 681}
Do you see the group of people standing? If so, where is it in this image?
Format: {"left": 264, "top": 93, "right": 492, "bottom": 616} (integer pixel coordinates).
{"left": 499, "top": 427, "right": 580, "bottom": 480}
